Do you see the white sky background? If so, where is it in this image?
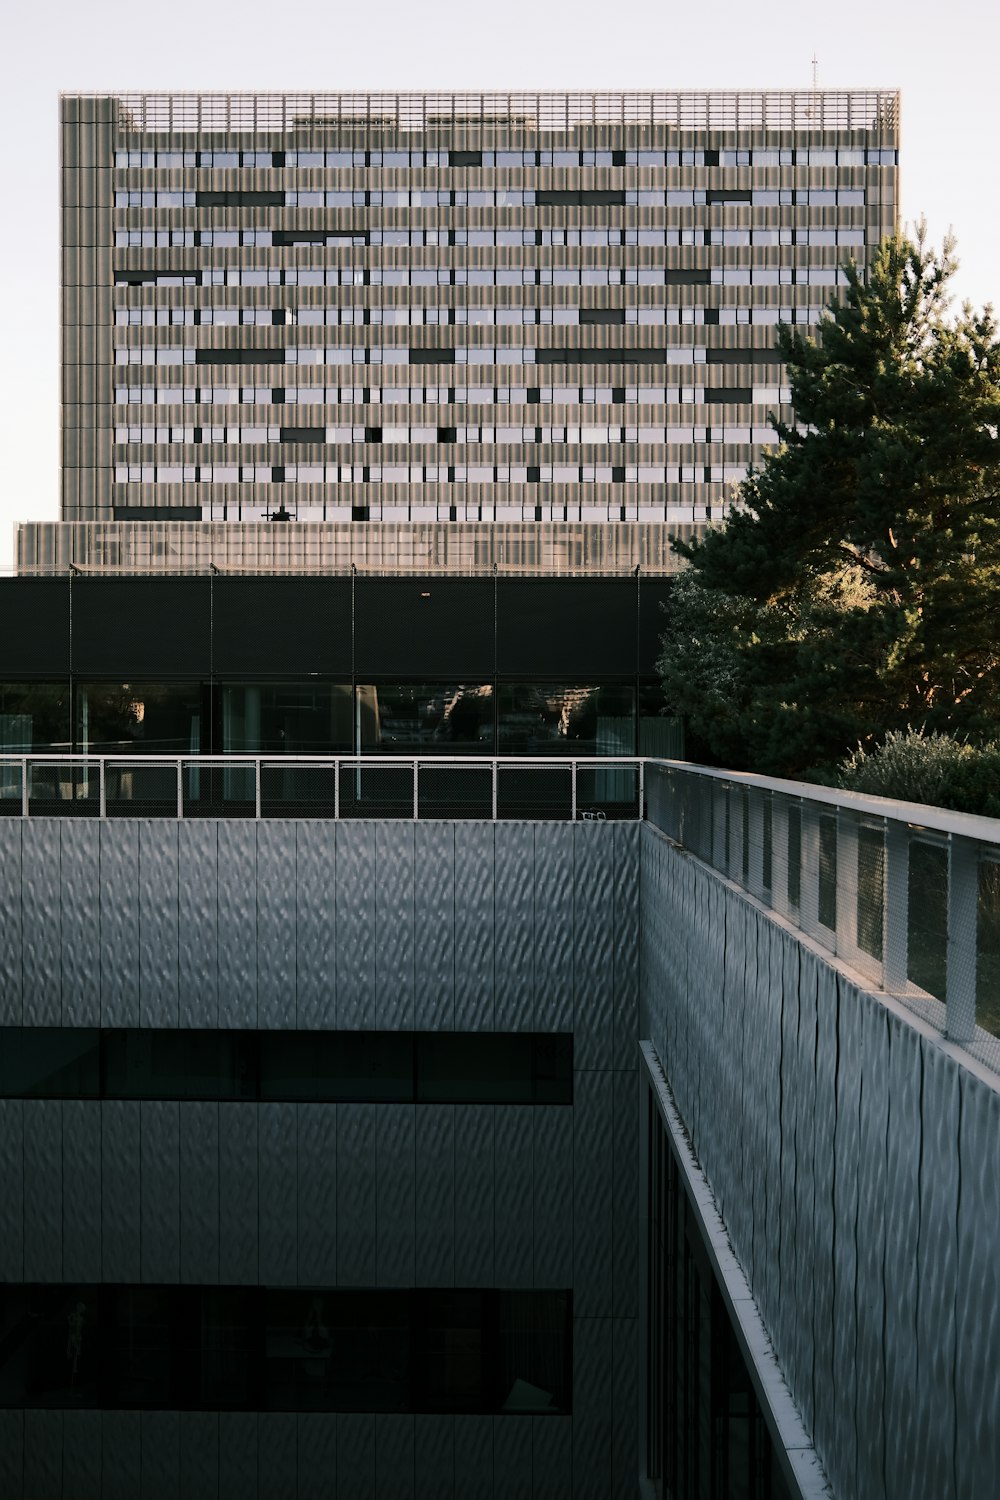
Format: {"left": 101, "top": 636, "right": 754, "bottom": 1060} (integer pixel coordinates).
{"left": 0, "top": 0, "right": 998, "bottom": 569}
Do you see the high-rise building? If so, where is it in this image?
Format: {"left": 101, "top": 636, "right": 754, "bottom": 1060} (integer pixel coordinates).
{"left": 29, "top": 89, "right": 899, "bottom": 572}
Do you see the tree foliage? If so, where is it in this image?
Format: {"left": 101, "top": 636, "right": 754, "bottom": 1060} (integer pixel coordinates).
{"left": 659, "top": 233, "right": 1000, "bottom": 775}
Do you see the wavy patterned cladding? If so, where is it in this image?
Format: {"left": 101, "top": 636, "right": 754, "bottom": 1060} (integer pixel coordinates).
{"left": 100, "top": 821, "right": 141, "bottom": 1026}
{"left": 141, "top": 1099, "right": 181, "bottom": 1283}
{"left": 612, "top": 822, "right": 640, "bottom": 1072}
{"left": 415, "top": 1416, "right": 455, "bottom": 1500}
{"left": 294, "top": 822, "right": 336, "bottom": 1028}
{"left": 62, "top": 1098, "right": 102, "bottom": 1281}
{"left": 494, "top": 1103, "right": 534, "bottom": 1286}
{"left": 882, "top": 1015, "right": 922, "bottom": 1498}
{"left": 23, "top": 1410, "right": 61, "bottom": 1500}
{"left": 298, "top": 1412, "right": 338, "bottom": 1500}
{"left": 219, "top": 1412, "right": 258, "bottom": 1500}
{"left": 338, "top": 1413, "right": 376, "bottom": 1498}
{"left": 414, "top": 823, "right": 456, "bottom": 1030}
{"left": 142, "top": 1410, "right": 180, "bottom": 1500}
{"left": 415, "top": 1104, "right": 455, "bottom": 1287}
{"left": 21, "top": 821, "right": 61, "bottom": 1024}
{"left": 335, "top": 824, "right": 376, "bottom": 1030}
{"left": 574, "top": 1068, "right": 613, "bottom": 1317}
{"left": 533, "top": 1106, "right": 573, "bottom": 1289}
{"left": 912, "top": 1045, "right": 960, "bottom": 1499}
{"left": 641, "top": 824, "right": 1000, "bottom": 1500}
{"left": 534, "top": 825, "right": 575, "bottom": 1034}
{"left": 573, "top": 824, "right": 615, "bottom": 1070}
{"left": 218, "top": 823, "right": 258, "bottom": 1027}
{"left": 180, "top": 1101, "right": 220, "bottom": 1284}
{"left": 218, "top": 1102, "right": 258, "bottom": 1284}
{"left": 532, "top": 1417, "right": 572, "bottom": 1500}
{"left": 493, "top": 1416, "right": 532, "bottom": 1500}
{"left": 612, "top": 1070, "right": 638, "bottom": 1319}
{"left": 377, "top": 1103, "right": 417, "bottom": 1286}
{"left": 0, "top": 1411, "right": 22, "bottom": 1500}
{"left": 573, "top": 1317, "right": 613, "bottom": 1500}
{"left": 257, "top": 822, "right": 297, "bottom": 1030}
{"left": 454, "top": 1414, "right": 493, "bottom": 1500}
{"left": 59, "top": 821, "right": 100, "bottom": 1024}
{"left": 495, "top": 823, "right": 535, "bottom": 1032}
{"left": 375, "top": 823, "right": 415, "bottom": 1030}
{"left": 454, "top": 1103, "right": 494, "bottom": 1286}
{"left": 139, "top": 821, "right": 179, "bottom": 1027}
{"left": 22, "top": 1101, "right": 61, "bottom": 1282}
{"left": 178, "top": 821, "right": 218, "bottom": 1027}
{"left": 259, "top": 1102, "right": 298, "bottom": 1285}
{"left": 337, "top": 1103, "right": 377, "bottom": 1286}
{"left": 612, "top": 1316, "right": 638, "bottom": 1500}
{"left": 63, "top": 1410, "right": 101, "bottom": 1500}
{"left": 178, "top": 1411, "right": 219, "bottom": 1500}
{"left": 955, "top": 1073, "right": 1000, "bottom": 1496}
{"left": 376, "top": 1413, "right": 416, "bottom": 1498}
{"left": 258, "top": 1411, "right": 297, "bottom": 1500}
{"left": 0, "top": 1100, "right": 24, "bottom": 1280}
{"left": 103, "top": 1410, "right": 141, "bottom": 1500}
{"left": 296, "top": 1102, "right": 337, "bottom": 1286}
{"left": 102, "top": 1100, "right": 140, "bottom": 1282}
{"left": 454, "top": 823, "right": 495, "bottom": 1031}
{"left": 0, "top": 823, "right": 22, "bottom": 1023}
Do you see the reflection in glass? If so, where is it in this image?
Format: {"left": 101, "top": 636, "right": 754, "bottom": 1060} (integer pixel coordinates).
{"left": 358, "top": 682, "right": 493, "bottom": 754}
{"left": 0, "top": 682, "right": 71, "bottom": 756}
{"left": 77, "top": 681, "right": 205, "bottom": 754}
{"left": 220, "top": 682, "right": 352, "bottom": 754}
{"left": 498, "top": 683, "right": 634, "bottom": 756}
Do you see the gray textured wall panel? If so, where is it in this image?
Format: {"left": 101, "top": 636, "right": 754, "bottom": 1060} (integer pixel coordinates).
{"left": 830, "top": 976, "right": 861, "bottom": 1500}
{"left": 62, "top": 1410, "right": 101, "bottom": 1500}
{"left": 453, "top": 1416, "right": 493, "bottom": 1500}
{"left": 178, "top": 822, "right": 219, "bottom": 1027}
{"left": 338, "top": 1413, "right": 376, "bottom": 1500}
{"left": 882, "top": 1015, "right": 922, "bottom": 1498}
{"left": 21, "top": 821, "right": 61, "bottom": 1024}
{"left": 59, "top": 820, "right": 100, "bottom": 1025}
{"left": 612, "top": 1070, "right": 638, "bottom": 1319}
{"left": 259, "top": 1102, "right": 298, "bottom": 1285}
{"left": 414, "top": 1416, "right": 454, "bottom": 1500}
{"left": 295, "top": 822, "right": 337, "bottom": 1029}
{"left": 100, "top": 821, "right": 139, "bottom": 1027}
{"left": 494, "top": 824, "right": 534, "bottom": 1032}
{"left": 376, "top": 1104, "right": 416, "bottom": 1286}
{"left": 139, "top": 821, "right": 179, "bottom": 1027}
{"left": 494, "top": 1105, "right": 533, "bottom": 1286}
{"left": 375, "top": 1413, "right": 415, "bottom": 1500}
{"left": 63, "top": 1099, "right": 102, "bottom": 1281}
{"left": 955, "top": 1071, "right": 1000, "bottom": 1499}
{"left": 141, "top": 1100, "right": 181, "bottom": 1283}
{"left": 531, "top": 1416, "right": 572, "bottom": 1500}
{"left": 297, "top": 1103, "right": 337, "bottom": 1286}
{"left": 454, "top": 1104, "right": 494, "bottom": 1286}
{"left": 493, "top": 1416, "right": 531, "bottom": 1500}
{"left": 800, "top": 949, "right": 827, "bottom": 1450}
{"left": 414, "top": 824, "right": 455, "bottom": 1031}
{"left": 297, "top": 1412, "right": 337, "bottom": 1500}
{"left": 454, "top": 825, "right": 494, "bottom": 1031}
{"left": 101, "top": 1409, "right": 140, "bottom": 1500}
{"left": 532, "top": 1106, "right": 573, "bottom": 1289}
{"left": 912, "top": 1043, "right": 959, "bottom": 1500}
{"left": 0, "top": 1411, "right": 22, "bottom": 1500}
{"left": 0, "top": 1100, "right": 24, "bottom": 1279}
{"left": 335, "top": 824, "right": 376, "bottom": 1029}
{"left": 612, "top": 1316, "right": 638, "bottom": 1500}
{"left": 23, "top": 1100, "right": 62, "bottom": 1281}
{"left": 533, "top": 825, "right": 574, "bottom": 1036}
{"left": 219, "top": 1103, "right": 258, "bottom": 1284}
{"left": 415, "top": 1104, "right": 455, "bottom": 1286}
{"left": 573, "top": 1070, "right": 613, "bottom": 1317}
{"left": 854, "top": 994, "right": 890, "bottom": 1500}
{"left": 573, "top": 1317, "right": 612, "bottom": 1500}
{"left": 141, "top": 1410, "right": 180, "bottom": 1500}
{"left": 258, "top": 1411, "right": 297, "bottom": 1500}
{"left": 101, "top": 1100, "right": 140, "bottom": 1281}
{"left": 180, "top": 1102, "right": 221, "bottom": 1284}
{"left": 23, "top": 1410, "right": 61, "bottom": 1500}
{"left": 337, "top": 1103, "right": 377, "bottom": 1285}
{"left": 612, "top": 822, "right": 640, "bottom": 1072}
{"left": 572, "top": 826, "right": 614, "bottom": 1070}
{"left": 0, "top": 823, "right": 22, "bottom": 1022}
{"left": 375, "top": 824, "right": 415, "bottom": 1030}
{"left": 179, "top": 1413, "right": 220, "bottom": 1500}
{"left": 217, "top": 823, "right": 258, "bottom": 1027}
{"left": 219, "top": 1412, "right": 258, "bottom": 1500}
{"left": 256, "top": 824, "right": 297, "bottom": 1030}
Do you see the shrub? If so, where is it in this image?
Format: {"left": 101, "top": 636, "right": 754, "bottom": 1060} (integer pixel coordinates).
{"left": 835, "top": 729, "right": 1000, "bottom": 817}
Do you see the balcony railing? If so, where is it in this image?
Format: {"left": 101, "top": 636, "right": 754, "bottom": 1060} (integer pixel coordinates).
{"left": 645, "top": 760, "right": 1000, "bottom": 1077}
{"left": 0, "top": 755, "right": 645, "bottom": 824}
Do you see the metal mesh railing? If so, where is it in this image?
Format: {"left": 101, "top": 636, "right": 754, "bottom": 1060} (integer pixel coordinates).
{"left": 646, "top": 761, "right": 1000, "bottom": 1077}
{"left": 0, "top": 756, "right": 645, "bottom": 824}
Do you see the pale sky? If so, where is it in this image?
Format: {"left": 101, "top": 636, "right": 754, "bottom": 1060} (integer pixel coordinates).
{"left": 1, "top": 0, "right": 997, "bottom": 569}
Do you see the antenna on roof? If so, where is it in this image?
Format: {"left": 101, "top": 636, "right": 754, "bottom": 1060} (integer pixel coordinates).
{"left": 811, "top": 54, "right": 819, "bottom": 89}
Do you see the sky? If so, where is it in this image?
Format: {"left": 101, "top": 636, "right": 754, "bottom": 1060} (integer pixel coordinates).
{"left": 1, "top": 0, "right": 997, "bottom": 569}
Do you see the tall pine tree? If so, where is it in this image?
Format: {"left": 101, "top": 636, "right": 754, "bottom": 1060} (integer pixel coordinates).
{"left": 659, "top": 233, "right": 1000, "bottom": 775}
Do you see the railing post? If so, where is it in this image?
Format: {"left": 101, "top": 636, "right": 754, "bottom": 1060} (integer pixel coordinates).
{"left": 571, "top": 761, "right": 577, "bottom": 822}
{"left": 882, "top": 818, "right": 909, "bottom": 992}
{"left": 21, "top": 759, "right": 29, "bottom": 820}
{"left": 712, "top": 781, "right": 727, "bottom": 872}
{"left": 255, "top": 759, "right": 262, "bottom": 821}
{"left": 176, "top": 759, "right": 184, "bottom": 820}
{"left": 747, "top": 789, "right": 765, "bottom": 898}
{"left": 413, "top": 759, "right": 419, "bottom": 821}
{"left": 799, "top": 801, "right": 821, "bottom": 937}
{"left": 492, "top": 759, "right": 498, "bottom": 821}
{"left": 99, "top": 758, "right": 107, "bottom": 820}
{"left": 946, "top": 835, "right": 978, "bottom": 1042}
{"left": 638, "top": 759, "right": 644, "bottom": 821}
{"left": 771, "top": 795, "right": 790, "bottom": 918}
{"left": 334, "top": 756, "right": 340, "bottom": 821}
{"left": 727, "top": 785, "right": 744, "bottom": 885}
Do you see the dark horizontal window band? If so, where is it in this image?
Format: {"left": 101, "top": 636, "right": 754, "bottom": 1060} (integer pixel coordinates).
{"left": 0, "top": 1285, "right": 572, "bottom": 1415}
{"left": 195, "top": 191, "right": 285, "bottom": 208}
{"left": 0, "top": 1027, "right": 573, "bottom": 1105}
